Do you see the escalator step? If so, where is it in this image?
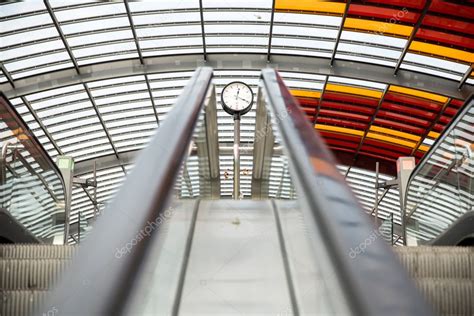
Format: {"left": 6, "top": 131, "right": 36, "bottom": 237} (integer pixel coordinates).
{"left": 396, "top": 248, "right": 474, "bottom": 279}
{"left": 395, "top": 246, "right": 473, "bottom": 253}
{"left": 0, "top": 290, "right": 49, "bottom": 316}
{"left": 0, "top": 259, "right": 69, "bottom": 290}
{"left": 0, "top": 244, "right": 76, "bottom": 259}
{"left": 416, "top": 279, "right": 474, "bottom": 316}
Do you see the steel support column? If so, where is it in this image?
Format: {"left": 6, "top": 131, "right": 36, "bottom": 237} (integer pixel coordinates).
{"left": 393, "top": 0, "right": 432, "bottom": 75}
{"left": 44, "top": 0, "right": 80, "bottom": 74}
{"left": 330, "top": 0, "right": 351, "bottom": 66}
{"left": 3, "top": 54, "right": 472, "bottom": 100}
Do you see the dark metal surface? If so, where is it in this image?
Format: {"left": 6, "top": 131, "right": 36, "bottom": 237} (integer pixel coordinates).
{"left": 0, "top": 209, "right": 42, "bottom": 244}
{"left": 430, "top": 212, "right": 474, "bottom": 246}
{"left": 43, "top": 0, "right": 80, "bottom": 74}
{"left": 124, "top": 0, "right": 144, "bottom": 65}
{"left": 3, "top": 54, "right": 472, "bottom": 100}
{"left": 261, "top": 68, "right": 433, "bottom": 316}
{"left": 267, "top": 0, "right": 276, "bottom": 62}
{"left": 330, "top": 0, "right": 351, "bottom": 66}
{"left": 198, "top": 0, "right": 207, "bottom": 61}
{"left": 39, "top": 67, "right": 213, "bottom": 316}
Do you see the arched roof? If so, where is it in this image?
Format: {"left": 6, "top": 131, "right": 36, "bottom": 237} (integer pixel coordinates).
{"left": 1, "top": 0, "right": 473, "bottom": 239}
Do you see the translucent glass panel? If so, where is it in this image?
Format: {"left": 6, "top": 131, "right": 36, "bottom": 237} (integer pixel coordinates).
{"left": 272, "top": 12, "right": 341, "bottom": 57}
{"left": 87, "top": 75, "right": 158, "bottom": 152}
{"left": 1, "top": 95, "right": 66, "bottom": 243}
{"left": 203, "top": 0, "right": 272, "bottom": 54}
{"left": 400, "top": 53, "right": 470, "bottom": 81}
{"left": 130, "top": 0, "right": 203, "bottom": 57}
{"left": 0, "top": 8, "right": 72, "bottom": 79}
{"left": 280, "top": 72, "right": 326, "bottom": 91}
{"left": 406, "top": 102, "right": 473, "bottom": 243}
{"left": 54, "top": 3, "right": 138, "bottom": 66}
{"left": 335, "top": 31, "right": 407, "bottom": 67}
{"left": 25, "top": 85, "right": 114, "bottom": 162}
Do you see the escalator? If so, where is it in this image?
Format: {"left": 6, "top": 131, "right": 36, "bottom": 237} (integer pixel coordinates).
{"left": 0, "top": 67, "right": 472, "bottom": 315}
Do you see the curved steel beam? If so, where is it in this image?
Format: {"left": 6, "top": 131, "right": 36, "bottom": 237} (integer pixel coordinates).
{"left": 2, "top": 54, "right": 472, "bottom": 100}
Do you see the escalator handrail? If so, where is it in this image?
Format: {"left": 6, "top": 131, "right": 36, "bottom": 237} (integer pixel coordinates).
{"left": 40, "top": 67, "right": 214, "bottom": 316}
{"left": 261, "top": 69, "right": 433, "bottom": 316}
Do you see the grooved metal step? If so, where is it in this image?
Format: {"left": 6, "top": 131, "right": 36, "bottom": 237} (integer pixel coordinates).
{"left": 0, "top": 245, "right": 76, "bottom": 259}
{"left": 0, "top": 259, "right": 69, "bottom": 290}
{"left": 0, "top": 290, "right": 49, "bottom": 316}
{"left": 395, "top": 246, "right": 474, "bottom": 279}
{"left": 415, "top": 279, "right": 474, "bottom": 316}
{"left": 395, "top": 246, "right": 474, "bottom": 316}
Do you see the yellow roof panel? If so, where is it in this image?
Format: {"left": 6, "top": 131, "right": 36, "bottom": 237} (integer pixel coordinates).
{"left": 366, "top": 132, "right": 416, "bottom": 148}
{"left": 389, "top": 86, "right": 448, "bottom": 103}
{"left": 409, "top": 41, "right": 474, "bottom": 64}
{"left": 344, "top": 18, "right": 413, "bottom": 37}
{"left": 290, "top": 90, "right": 322, "bottom": 99}
{"left": 370, "top": 125, "right": 420, "bottom": 141}
{"left": 315, "top": 124, "right": 364, "bottom": 137}
{"left": 275, "top": 0, "right": 346, "bottom": 14}
{"left": 326, "top": 83, "right": 383, "bottom": 99}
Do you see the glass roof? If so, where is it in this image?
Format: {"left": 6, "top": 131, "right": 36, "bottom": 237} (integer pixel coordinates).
{"left": 1, "top": 0, "right": 472, "bottom": 81}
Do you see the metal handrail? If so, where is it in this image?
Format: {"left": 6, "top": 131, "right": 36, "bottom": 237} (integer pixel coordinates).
{"left": 260, "top": 69, "right": 432, "bottom": 316}
{"left": 40, "top": 67, "right": 214, "bottom": 316}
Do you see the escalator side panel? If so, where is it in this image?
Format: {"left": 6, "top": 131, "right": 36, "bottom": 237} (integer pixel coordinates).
{"left": 274, "top": 200, "right": 349, "bottom": 315}
{"left": 123, "top": 200, "right": 199, "bottom": 316}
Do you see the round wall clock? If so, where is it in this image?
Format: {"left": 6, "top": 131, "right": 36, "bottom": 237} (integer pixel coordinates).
{"left": 221, "top": 81, "right": 254, "bottom": 118}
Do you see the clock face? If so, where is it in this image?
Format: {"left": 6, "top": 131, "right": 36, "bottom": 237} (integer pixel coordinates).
{"left": 221, "top": 81, "right": 254, "bottom": 116}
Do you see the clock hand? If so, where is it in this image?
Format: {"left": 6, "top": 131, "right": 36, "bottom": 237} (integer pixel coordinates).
{"left": 238, "top": 97, "right": 249, "bottom": 102}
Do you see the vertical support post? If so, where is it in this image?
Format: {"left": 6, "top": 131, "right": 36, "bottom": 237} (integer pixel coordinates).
{"left": 397, "top": 157, "right": 416, "bottom": 245}
{"left": 374, "top": 162, "right": 379, "bottom": 224}
{"left": 93, "top": 160, "right": 97, "bottom": 218}
{"left": 57, "top": 156, "right": 75, "bottom": 244}
{"left": 233, "top": 116, "right": 241, "bottom": 199}
{"left": 390, "top": 213, "right": 394, "bottom": 246}
{"left": 78, "top": 211, "right": 81, "bottom": 244}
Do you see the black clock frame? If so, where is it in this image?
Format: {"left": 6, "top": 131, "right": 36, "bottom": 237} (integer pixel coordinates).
{"left": 220, "top": 81, "right": 254, "bottom": 118}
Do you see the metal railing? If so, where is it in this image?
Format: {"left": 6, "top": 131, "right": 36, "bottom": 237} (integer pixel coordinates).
{"left": 260, "top": 69, "right": 432, "bottom": 316}
{"left": 40, "top": 67, "right": 214, "bottom": 315}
